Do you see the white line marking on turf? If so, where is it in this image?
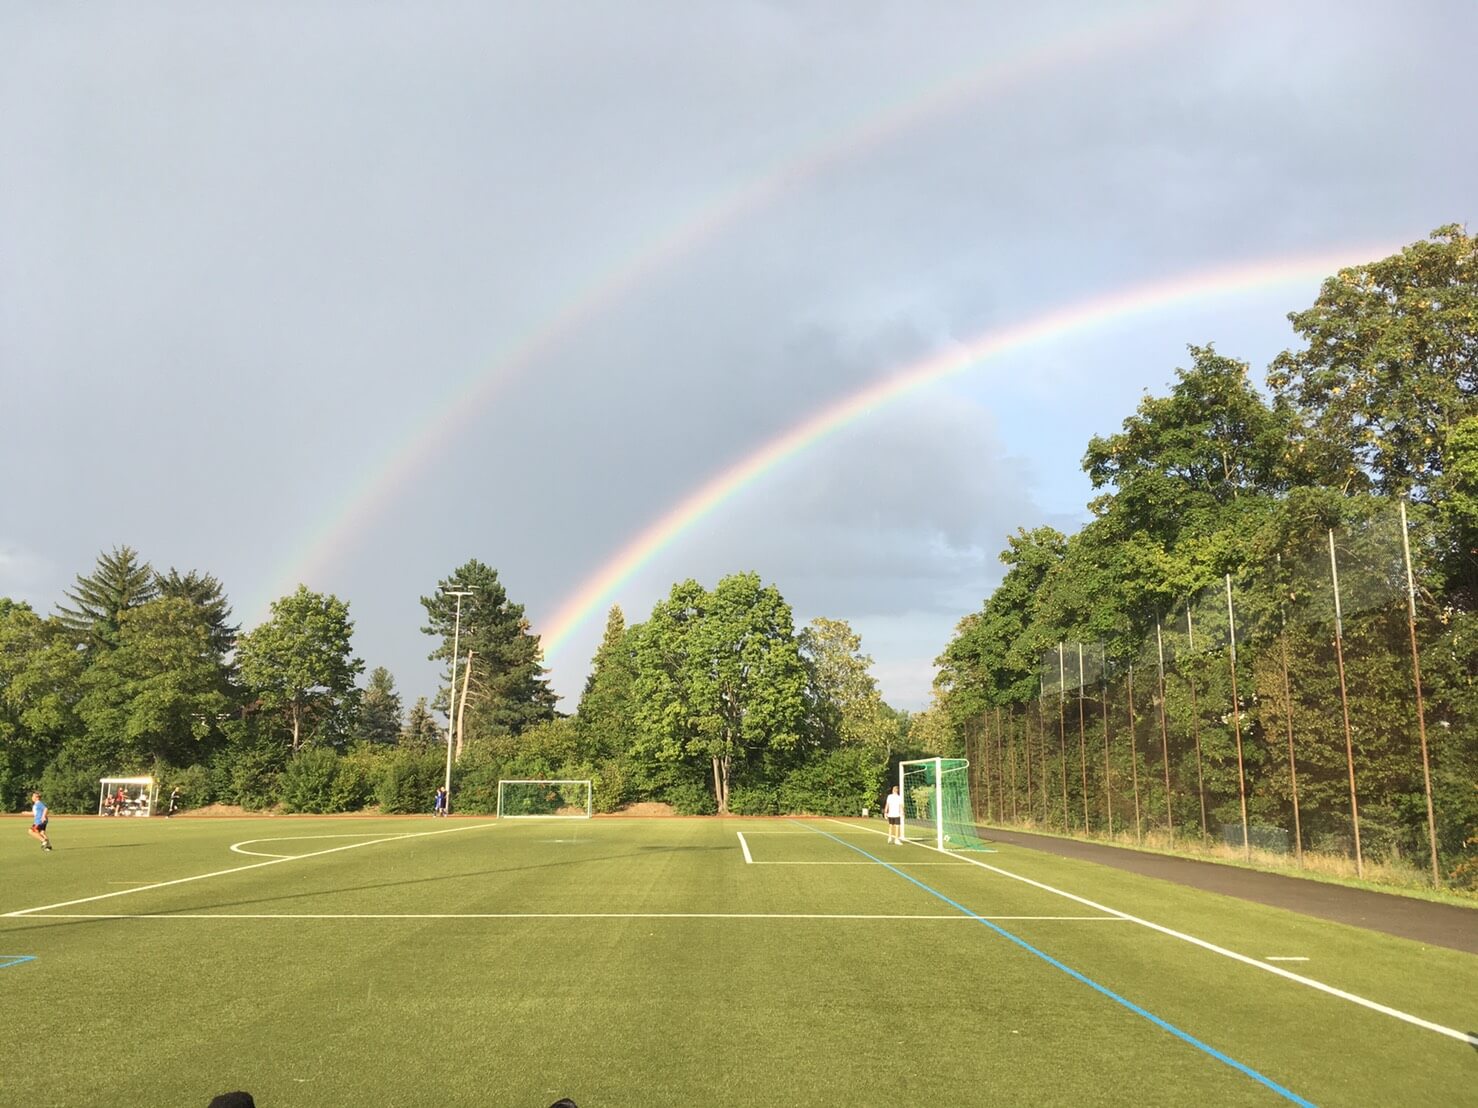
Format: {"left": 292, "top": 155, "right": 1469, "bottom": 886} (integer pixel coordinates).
{"left": 19, "top": 912, "right": 1130, "bottom": 921}
{"left": 737, "top": 831, "right": 753, "bottom": 864}
{"left": 748, "top": 861, "right": 970, "bottom": 865}
{"left": 4, "top": 822, "right": 499, "bottom": 919}
{"left": 820, "top": 818, "right": 1478, "bottom": 1047}
{"left": 230, "top": 833, "right": 407, "bottom": 858}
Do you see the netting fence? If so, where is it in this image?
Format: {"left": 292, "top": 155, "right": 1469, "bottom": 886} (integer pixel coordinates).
{"left": 965, "top": 500, "right": 1477, "bottom": 887}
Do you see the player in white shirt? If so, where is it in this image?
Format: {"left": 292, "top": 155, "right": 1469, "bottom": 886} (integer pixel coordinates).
{"left": 883, "top": 785, "right": 904, "bottom": 845}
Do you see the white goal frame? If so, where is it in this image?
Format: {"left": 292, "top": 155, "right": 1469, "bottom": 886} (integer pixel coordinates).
{"left": 898, "top": 757, "right": 947, "bottom": 850}
{"left": 496, "top": 779, "right": 593, "bottom": 819}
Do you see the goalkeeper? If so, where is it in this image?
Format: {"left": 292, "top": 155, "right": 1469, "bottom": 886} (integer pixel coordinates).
{"left": 883, "top": 785, "right": 904, "bottom": 845}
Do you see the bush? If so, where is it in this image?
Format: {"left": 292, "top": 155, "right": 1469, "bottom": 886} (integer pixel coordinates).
{"left": 664, "top": 779, "right": 717, "bottom": 815}
{"left": 330, "top": 744, "right": 384, "bottom": 812}
{"left": 161, "top": 764, "right": 211, "bottom": 811}
{"left": 278, "top": 747, "right": 342, "bottom": 813}
{"left": 376, "top": 748, "right": 444, "bottom": 814}
{"left": 727, "top": 784, "right": 780, "bottom": 815}
{"left": 39, "top": 747, "right": 106, "bottom": 814}
{"left": 777, "top": 747, "right": 886, "bottom": 816}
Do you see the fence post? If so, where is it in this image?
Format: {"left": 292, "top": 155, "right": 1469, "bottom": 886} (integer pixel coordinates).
{"left": 1186, "top": 607, "right": 1209, "bottom": 835}
{"left": 1127, "top": 662, "right": 1143, "bottom": 843}
{"left": 1399, "top": 500, "right": 1441, "bottom": 886}
{"left": 1328, "top": 529, "right": 1365, "bottom": 878}
{"left": 1154, "top": 620, "right": 1176, "bottom": 844}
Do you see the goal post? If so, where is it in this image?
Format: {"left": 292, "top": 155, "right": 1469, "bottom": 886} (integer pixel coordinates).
{"left": 898, "top": 758, "right": 987, "bottom": 850}
{"left": 496, "top": 779, "right": 593, "bottom": 819}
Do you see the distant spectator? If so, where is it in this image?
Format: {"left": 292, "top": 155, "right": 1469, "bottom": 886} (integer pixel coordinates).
{"left": 207, "top": 1093, "right": 255, "bottom": 1108}
{"left": 168, "top": 788, "right": 181, "bottom": 817}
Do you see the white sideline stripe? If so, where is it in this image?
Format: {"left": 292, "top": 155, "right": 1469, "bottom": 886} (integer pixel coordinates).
{"left": 18, "top": 912, "right": 1129, "bottom": 921}
{"left": 230, "top": 833, "right": 403, "bottom": 859}
{"left": 4, "top": 822, "right": 499, "bottom": 918}
{"left": 821, "top": 818, "right": 1478, "bottom": 1047}
{"left": 749, "top": 861, "right": 970, "bottom": 866}
{"left": 737, "top": 832, "right": 753, "bottom": 864}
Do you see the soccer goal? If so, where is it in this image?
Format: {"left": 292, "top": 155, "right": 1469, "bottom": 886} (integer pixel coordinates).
{"left": 496, "top": 779, "right": 593, "bottom": 819}
{"left": 898, "top": 758, "right": 987, "bottom": 850}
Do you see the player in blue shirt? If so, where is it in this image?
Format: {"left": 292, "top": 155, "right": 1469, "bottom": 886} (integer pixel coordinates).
{"left": 29, "top": 792, "right": 53, "bottom": 852}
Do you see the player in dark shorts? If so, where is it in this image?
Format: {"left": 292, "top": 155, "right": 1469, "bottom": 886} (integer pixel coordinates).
{"left": 29, "top": 792, "right": 53, "bottom": 851}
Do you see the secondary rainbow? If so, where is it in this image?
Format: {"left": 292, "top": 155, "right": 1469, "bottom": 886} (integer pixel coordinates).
{"left": 254, "top": 2, "right": 1195, "bottom": 615}
{"left": 537, "top": 243, "right": 1400, "bottom": 663}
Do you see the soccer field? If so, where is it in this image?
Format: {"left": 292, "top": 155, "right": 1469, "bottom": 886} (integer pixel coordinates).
{"left": 3, "top": 816, "right": 1474, "bottom": 1107}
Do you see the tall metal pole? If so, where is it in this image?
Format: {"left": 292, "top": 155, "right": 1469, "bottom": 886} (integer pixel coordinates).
{"left": 441, "top": 587, "right": 476, "bottom": 813}
{"left": 1400, "top": 500, "right": 1441, "bottom": 886}
{"left": 1127, "top": 663, "right": 1142, "bottom": 843}
{"left": 1077, "top": 643, "right": 1090, "bottom": 832}
{"left": 1057, "top": 643, "right": 1070, "bottom": 830}
{"left": 1186, "top": 607, "right": 1208, "bottom": 836}
{"left": 1101, "top": 649, "right": 1113, "bottom": 836}
{"left": 1154, "top": 620, "right": 1175, "bottom": 844}
{"left": 1275, "top": 555, "right": 1304, "bottom": 866}
{"left": 1225, "top": 575, "right": 1251, "bottom": 861}
{"left": 1328, "top": 530, "right": 1364, "bottom": 877}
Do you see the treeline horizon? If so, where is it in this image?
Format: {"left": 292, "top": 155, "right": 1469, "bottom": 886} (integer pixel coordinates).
{"left": 934, "top": 225, "right": 1476, "bottom": 886}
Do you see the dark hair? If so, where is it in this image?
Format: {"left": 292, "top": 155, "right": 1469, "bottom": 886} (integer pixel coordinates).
{"left": 207, "top": 1093, "right": 256, "bottom": 1108}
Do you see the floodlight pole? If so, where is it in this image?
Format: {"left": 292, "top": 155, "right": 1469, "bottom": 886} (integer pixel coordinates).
{"left": 441, "top": 586, "right": 477, "bottom": 813}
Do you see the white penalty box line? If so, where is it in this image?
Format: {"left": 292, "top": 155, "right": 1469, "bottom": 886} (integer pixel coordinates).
{"left": 4, "top": 822, "right": 500, "bottom": 919}
{"left": 820, "top": 818, "right": 1478, "bottom": 1048}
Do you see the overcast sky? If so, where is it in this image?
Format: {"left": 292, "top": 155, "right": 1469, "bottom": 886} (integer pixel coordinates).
{"left": 2, "top": 0, "right": 1473, "bottom": 714}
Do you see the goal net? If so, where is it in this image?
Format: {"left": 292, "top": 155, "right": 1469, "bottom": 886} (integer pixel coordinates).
{"left": 496, "top": 779, "right": 593, "bottom": 819}
{"left": 898, "top": 758, "right": 987, "bottom": 850}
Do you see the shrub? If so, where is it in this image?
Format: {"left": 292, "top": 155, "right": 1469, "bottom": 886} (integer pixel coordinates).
{"left": 376, "top": 748, "right": 444, "bottom": 814}
{"left": 727, "top": 784, "right": 780, "bottom": 815}
{"left": 777, "top": 747, "right": 886, "bottom": 816}
{"left": 330, "top": 744, "right": 384, "bottom": 812}
{"left": 664, "top": 779, "right": 717, "bottom": 815}
{"left": 278, "top": 747, "right": 342, "bottom": 813}
{"left": 39, "top": 747, "right": 106, "bottom": 814}
{"left": 161, "top": 764, "right": 212, "bottom": 810}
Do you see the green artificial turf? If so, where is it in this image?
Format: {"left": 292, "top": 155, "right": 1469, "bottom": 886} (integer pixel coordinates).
{"left": 3, "top": 814, "right": 1474, "bottom": 1107}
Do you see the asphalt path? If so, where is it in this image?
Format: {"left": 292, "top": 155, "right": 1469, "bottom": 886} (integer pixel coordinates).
{"left": 979, "top": 825, "right": 1478, "bottom": 955}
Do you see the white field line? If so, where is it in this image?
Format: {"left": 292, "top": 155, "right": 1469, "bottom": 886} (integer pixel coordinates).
{"left": 737, "top": 831, "right": 753, "bottom": 864}
{"left": 230, "top": 833, "right": 405, "bottom": 859}
{"left": 748, "top": 861, "right": 970, "bottom": 866}
{"left": 5, "top": 822, "right": 498, "bottom": 918}
{"left": 18, "top": 911, "right": 1130, "bottom": 922}
{"left": 822, "top": 818, "right": 1478, "bottom": 1047}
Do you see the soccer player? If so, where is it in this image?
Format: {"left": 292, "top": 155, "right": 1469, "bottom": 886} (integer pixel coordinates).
{"left": 883, "top": 785, "right": 904, "bottom": 845}
{"left": 29, "top": 792, "right": 53, "bottom": 852}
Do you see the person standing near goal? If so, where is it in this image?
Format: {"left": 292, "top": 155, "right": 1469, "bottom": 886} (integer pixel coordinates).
{"left": 29, "top": 792, "right": 53, "bottom": 852}
{"left": 883, "top": 785, "right": 904, "bottom": 845}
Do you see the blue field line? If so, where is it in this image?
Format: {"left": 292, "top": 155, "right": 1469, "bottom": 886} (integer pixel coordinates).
{"left": 1, "top": 955, "right": 37, "bottom": 969}
{"left": 802, "top": 823, "right": 1315, "bottom": 1107}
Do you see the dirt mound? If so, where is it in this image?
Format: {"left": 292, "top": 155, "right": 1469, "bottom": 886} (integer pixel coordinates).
{"left": 176, "top": 803, "right": 258, "bottom": 817}
{"left": 615, "top": 801, "right": 677, "bottom": 817}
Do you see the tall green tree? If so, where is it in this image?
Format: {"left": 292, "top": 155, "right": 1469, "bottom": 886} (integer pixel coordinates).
{"left": 420, "top": 560, "right": 556, "bottom": 738}
{"left": 575, "top": 606, "right": 638, "bottom": 760}
{"left": 631, "top": 573, "right": 808, "bottom": 813}
{"left": 76, "top": 597, "right": 230, "bottom": 766}
{"left": 1268, "top": 224, "right": 1477, "bottom": 497}
{"left": 355, "top": 666, "right": 403, "bottom": 745}
{"left": 155, "top": 568, "right": 238, "bottom": 656}
{"left": 237, "top": 586, "right": 364, "bottom": 752}
{"left": 0, "top": 602, "right": 84, "bottom": 805}
{"left": 798, "top": 617, "right": 891, "bottom": 750}
{"left": 55, "top": 546, "right": 157, "bottom": 648}
{"left": 400, "top": 697, "right": 444, "bottom": 749}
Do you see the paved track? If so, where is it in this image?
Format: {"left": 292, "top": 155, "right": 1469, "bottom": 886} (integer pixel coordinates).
{"left": 979, "top": 825, "right": 1478, "bottom": 955}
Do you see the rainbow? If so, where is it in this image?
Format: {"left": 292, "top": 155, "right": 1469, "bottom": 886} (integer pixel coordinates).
{"left": 536, "top": 243, "right": 1400, "bottom": 663}
{"left": 255, "top": 2, "right": 1195, "bottom": 615}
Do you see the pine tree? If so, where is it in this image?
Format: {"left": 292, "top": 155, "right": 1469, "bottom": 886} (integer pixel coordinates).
{"left": 356, "top": 666, "right": 403, "bottom": 745}
{"left": 420, "top": 560, "right": 557, "bottom": 739}
{"left": 155, "top": 568, "right": 238, "bottom": 656}
{"left": 56, "top": 546, "right": 158, "bottom": 647}
{"left": 400, "top": 697, "right": 444, "bottom": 749}
{"left": 576, "top": 606, "right": 638, "bottom": 760}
